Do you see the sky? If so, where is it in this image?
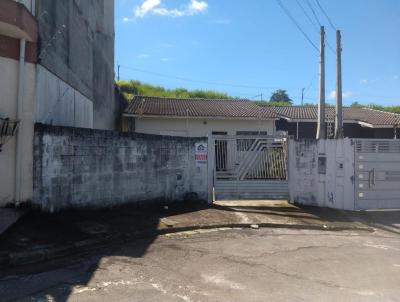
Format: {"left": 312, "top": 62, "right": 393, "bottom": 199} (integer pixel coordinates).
{"left": 115, "top": 0, "right": 400, "bottom": 106}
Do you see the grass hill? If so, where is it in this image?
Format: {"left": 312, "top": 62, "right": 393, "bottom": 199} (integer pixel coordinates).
{"left": 116, "top": 80, "right": 400, "bottom": 114}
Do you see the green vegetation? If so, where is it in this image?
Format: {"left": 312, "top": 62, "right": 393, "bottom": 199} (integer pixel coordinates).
{"left": 350, "top": 102, "right": 400, "bottom": 114}
{"left": 255, "top": 90, "right": 294, "bottom": 106}
{"left": 269, "top": 89, "right": 293, "bottom": 104}
{"left": 254, "top": 101, "right": 294, "bottom": 106}
{"left": 116, "top": 80, "right": 232, "bottom": 100}
{"left": 116, "top": 80, "right": 399, "bottom": 114}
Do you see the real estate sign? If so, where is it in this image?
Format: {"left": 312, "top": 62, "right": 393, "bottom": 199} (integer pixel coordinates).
{"left": 195, "top": 142, "right": 208, "bottom": 165}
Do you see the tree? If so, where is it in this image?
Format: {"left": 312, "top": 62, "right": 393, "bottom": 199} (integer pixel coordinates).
{"left": 270, "top": 90, "right": 293, "bottom": 104}
{"left": 350, "top": 101, "right": 363, "bottom": 108}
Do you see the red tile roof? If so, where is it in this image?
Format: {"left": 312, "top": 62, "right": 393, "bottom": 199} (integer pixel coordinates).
{"left": 124, "top": 97, "right": 399, "bottom": 127}
{"left": 125, "top": 96, "right": 277, "bottom": 119}
{"left": 265, "top": 106, "right": 400, "bottom": 127}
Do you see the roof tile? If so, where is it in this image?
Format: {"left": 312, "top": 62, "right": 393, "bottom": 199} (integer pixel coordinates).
{"left": 125, "top": 96, "right": 277, "bottom": 119}
{"left": 265, "top": 106, "right": 400, "bottom": 126}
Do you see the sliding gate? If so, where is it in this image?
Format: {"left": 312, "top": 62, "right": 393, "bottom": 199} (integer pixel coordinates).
{"left": 355, "top": 139, "right": 400, "bottom": 209}
{"left": 212, "top": 135, "right": 289, "bottom": 200}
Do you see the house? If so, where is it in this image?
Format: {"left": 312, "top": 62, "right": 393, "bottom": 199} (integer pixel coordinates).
{"left": 122, "top": 96, "right": 278, "bottom": 137}
{"left": 0, "top": 0, "right": 117, "bottom": 207}
{"left": 269, "top": 106, "right": 400, "bottom": 139}
{"left": 122, "top": 97, "right": 400, "bottom": 140}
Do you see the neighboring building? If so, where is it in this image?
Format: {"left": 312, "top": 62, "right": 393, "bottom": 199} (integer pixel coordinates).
{"left": 122, "top": 97, "right": 400, "bottom": 139}
{"left": 0, "top": 0, "right": 116, "bottom": 206}
{"left": 122, "top": 96, "right": 278, "bottom": 137}
{"left": 35, "top": 0, "right": 117, "bottom": 129}
{"left": 269, "top": 106, "right": 400, "bottom": 139}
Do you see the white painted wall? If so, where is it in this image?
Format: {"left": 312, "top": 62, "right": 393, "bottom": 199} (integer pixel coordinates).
{"left": 0, "top": 57, "right": 36, "bottom": 206}
{"left": 288, "top": 139, "right": 355, "bottom": 210}
{"left": 134, "top": 116, "right": 276, "bottom": 137}
{"left": 35, "top": 65, "right": 93, "bottom": 128}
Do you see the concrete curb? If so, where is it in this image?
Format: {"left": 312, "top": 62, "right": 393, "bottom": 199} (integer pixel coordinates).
{"left": 0, "top": 222, "right": 373, "bottom": 270}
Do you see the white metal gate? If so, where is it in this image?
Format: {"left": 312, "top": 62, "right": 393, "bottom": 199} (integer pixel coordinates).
{"left": 355, "top": 139, "right": 400, "bottom": 209}
{"left": 212, "top": 135, "right": 289, "bottom": 200}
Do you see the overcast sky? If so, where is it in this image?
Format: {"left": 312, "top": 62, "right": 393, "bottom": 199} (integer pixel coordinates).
{"left": 115, "top": 0, "right": 400, "bottom": 106}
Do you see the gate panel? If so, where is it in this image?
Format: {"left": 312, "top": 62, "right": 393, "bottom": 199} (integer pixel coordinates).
{"left": 355, "top": 139, "right": 400, "bottom": 210}
{"left": 213, "top": 135, "right": 289, "bottom": 200}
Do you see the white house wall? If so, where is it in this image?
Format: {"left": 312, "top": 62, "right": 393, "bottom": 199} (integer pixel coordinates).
{"left": 35, "top": 65, "right": 93, "bottom": 128}
{"left": 0, "top": 57, "right": 36, "bottom": 206}
{"left": 134, "top": 117, "right": 276, "bottom": 137}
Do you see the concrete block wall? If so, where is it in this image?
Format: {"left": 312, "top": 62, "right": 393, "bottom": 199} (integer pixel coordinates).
{"left": 33, "top": 124, "right": 208, "bottom": 211}
{"left": 288, "top": 138, "right": 355, "bottom": 210}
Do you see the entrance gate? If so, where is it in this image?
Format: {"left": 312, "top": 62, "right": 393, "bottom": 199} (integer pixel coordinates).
{"left": 211, "top": 135, "right": 289, "bottom": 200}
{"left": 355, "top": 139, "right": 400, "bottom": 209}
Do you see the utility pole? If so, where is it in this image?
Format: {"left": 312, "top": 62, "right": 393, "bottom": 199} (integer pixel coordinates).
{"left": 301, "top": 88, "right": 305, "bottom": 106}
{"left": 117, "top": 65, "right": 120, "bottom": 81}
{"left": 316, "top": 26, "right": 326, "bottom": 139}
{"left": 335, "top": 30, "right": 343, "bottom": 139}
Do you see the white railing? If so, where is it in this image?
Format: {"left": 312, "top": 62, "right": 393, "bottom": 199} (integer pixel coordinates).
{"left": 14, "top": 0, "right": 35, "bottom": 15}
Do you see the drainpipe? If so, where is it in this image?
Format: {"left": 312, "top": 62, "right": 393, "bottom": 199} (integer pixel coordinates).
{"left": 15, "top": 39, "right": 26, "bottom": 205}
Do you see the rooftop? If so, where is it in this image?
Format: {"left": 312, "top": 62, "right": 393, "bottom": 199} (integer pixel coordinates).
{"left": 124, "top": 96, "right": 277, "bottom": 120}
{"left": 264, "top": 105, "right": 400, "bottom": 127}
{"left": 123, "top": 96, "right": 400, "bottom": 128}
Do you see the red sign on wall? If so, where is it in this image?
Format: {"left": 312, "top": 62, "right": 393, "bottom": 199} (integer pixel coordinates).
{"left": 195, "top": 154, "right": 208, "bottom": 161}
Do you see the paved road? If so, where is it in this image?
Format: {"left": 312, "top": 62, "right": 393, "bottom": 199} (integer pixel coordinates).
{"left": 1, "top": 226, "right": 400, "bottom": 302}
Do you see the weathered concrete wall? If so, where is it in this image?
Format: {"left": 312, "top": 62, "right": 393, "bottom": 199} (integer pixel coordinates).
{"left": 36, "top": 0, "right": 116, "bottom": 130}
{"left": 35, "top": 65, "right": 93, "bottom": 128}
{"left": 288, "top": 139, "right": 355, "bottom": 210}
{"left": 33, "top": 124, "right": 208, "bottom": 211}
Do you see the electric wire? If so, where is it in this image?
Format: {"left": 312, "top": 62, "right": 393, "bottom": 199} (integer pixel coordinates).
{"left": 295, "top": 0, "right": 319, "bottom": 33}
{"left": 304, "top": 0, "right": 322, "bottom": 26}
{"left": 275, "top": 0, "right": 319, "bottom": 52}
{"left": 119, "top": 65, "right": 306, "bottom": 91}
{"left": 314, "top": 0, "right": 337, "bottom": 31}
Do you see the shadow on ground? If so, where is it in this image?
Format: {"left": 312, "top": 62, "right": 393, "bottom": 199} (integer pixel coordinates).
{"left": 0, "top": 200, "right": 398, "bottom": 301}
{"left": 351, "top": 210, "right": 400, "bottom": 236}
{"left": 0, "top": 201, "right": 208, "bottom": 302}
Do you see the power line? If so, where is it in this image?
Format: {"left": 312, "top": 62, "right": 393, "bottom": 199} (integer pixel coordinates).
{"left": 119, "top": 65, "right": 306, "bottom": 91}
{"left": 326, "top": 41, "right": 336, "bottom": 54}
{"left": 295, "top": 0, "right": 335, "bottom": 55}
{"left": 314, "top": 0, "right": 337, "bottom": 31}
{"left": 275, "top": 0, "right": 319, "bottom": 52}
{"left": 301, "top": 0, "right": 335, "bottom": 54}
{"left": 295, "top": 0, "right": 319, "bottom": 33}
{"left": 304, "top": 0, "right": 322, "bottom": 26}
{"left": 304, "top": 73, "right": 318, "bottom": 97}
